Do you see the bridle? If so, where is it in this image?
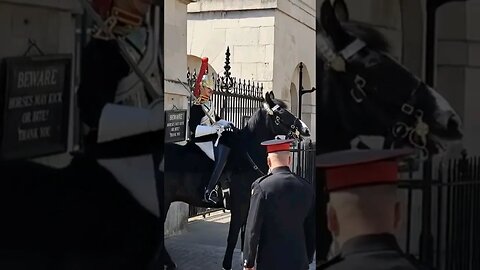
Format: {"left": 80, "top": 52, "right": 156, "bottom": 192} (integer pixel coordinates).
{"left": 320, "top": 36, "right": 431, "bottom": 156}
{"left": 263, "top": 103, "right": 303, "bottom": 140}
{"left": 244, "top": 103, "right": 304, "bottom": 177}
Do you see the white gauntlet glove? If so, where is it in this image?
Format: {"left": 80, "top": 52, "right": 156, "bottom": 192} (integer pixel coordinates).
{"left": 215, "top": 119, "right": 234, "bottom": 128}
{"left": 97, "top": 101, "right": 164, "bottom": 143}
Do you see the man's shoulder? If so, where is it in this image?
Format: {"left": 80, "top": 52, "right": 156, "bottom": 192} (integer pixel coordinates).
{"left": 317, "top": 255, "right": 344, "bottom": 270}
{"left": 253, "top": 173, "right": 272, "bottom": 185}
{"left": 319, "top": 251, "right": 431, "bottom": 270}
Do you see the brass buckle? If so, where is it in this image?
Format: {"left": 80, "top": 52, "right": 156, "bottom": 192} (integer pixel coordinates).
{"left": 111, "top": 6, "right": 142, "bottom": 27}
{"left": 93, "top": 16, "right": 117, "bottom": 40}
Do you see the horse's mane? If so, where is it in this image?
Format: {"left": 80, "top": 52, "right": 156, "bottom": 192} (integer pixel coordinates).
{"left": 341, "top": 22, "right": 391, "bottom": 53}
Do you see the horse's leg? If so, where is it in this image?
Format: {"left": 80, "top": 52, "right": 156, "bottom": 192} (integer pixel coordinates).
{"left": 162, "top": 202, "right": 177, "bottom": 270}
{"left": 223, "top": 186, "right": 250, "bottom": 270}
{"left": 240, "top": 224, "right": 246, "bottom": 252}
{"left": 222, "top": 209, "right": 243, "bottom": 270}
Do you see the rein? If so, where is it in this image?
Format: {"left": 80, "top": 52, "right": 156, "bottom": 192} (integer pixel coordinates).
{"left": 245, "top": 152, "right": 266, "bottom": 177}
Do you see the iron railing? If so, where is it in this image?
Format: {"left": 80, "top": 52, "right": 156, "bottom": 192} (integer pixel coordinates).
{"left": 398, "top": 150, "right": 480, "bottom": 270}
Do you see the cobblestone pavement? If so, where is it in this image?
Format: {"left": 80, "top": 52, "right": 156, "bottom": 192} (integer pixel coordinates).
{"left": 165, "top": 210, "right": 316, "bottom": 270}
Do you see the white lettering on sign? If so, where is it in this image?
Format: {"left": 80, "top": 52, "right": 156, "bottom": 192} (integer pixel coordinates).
{"left": 169, "top": 114, "right": 184, "bottom": 121}
{"left": 18, "top": 128, "right": 38, "bottom": 141}
{"left": 8, "top": 96, "right": 34, "bottom": 109}
{"left": 48, "top": 93, "right": 62, "bottom": 104}
{"left": 17, "top": 69, "right": 58, "bottom": 89}
{"left": 7, "top": 93, "right": 61, "bottom": 109}
{"left": 17, "top": 126, "right": 52, "bottom": 141}
{"left": 31, "top": 110, "right": 49, "bottom": 122}
{"left": 166, "top": 122, "right": 184, "bottom": 127}
{"left": 39, "top": 126, "right": 51, "bottom": 138}
{"left": 21, "top": 112, "right": 32, "bottom": 124}
{"left": 34, "top": 94, "right": 48, "bottom": 106}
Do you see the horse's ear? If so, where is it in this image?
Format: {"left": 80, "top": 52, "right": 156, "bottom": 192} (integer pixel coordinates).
{"left": 265, "top": 91, "right": 274, "bottom": 107}
{"left": 334, "top": 0, "right": 349, "bottom": 22}
{"left": 269, "top": 91, "right": 276, "bottom": 100}
{"left": 321, "top": 0, "right": 351, "bottom": 50}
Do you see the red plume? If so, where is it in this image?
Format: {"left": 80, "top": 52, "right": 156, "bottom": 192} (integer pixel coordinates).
{"left": 194, "top": 57, "right": 209, "bottom": 97}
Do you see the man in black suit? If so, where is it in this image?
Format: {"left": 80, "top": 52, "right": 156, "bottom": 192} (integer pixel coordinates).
{"left": 316, "top": 149, "right": 431, "bottom": 270}
{"left": 243, "top": 139, "right": 315, "bottom": 270}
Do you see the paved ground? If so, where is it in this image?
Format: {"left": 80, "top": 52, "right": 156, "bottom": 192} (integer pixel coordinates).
{"left": 165, "top": 210, "right": 316, "bottom": 270}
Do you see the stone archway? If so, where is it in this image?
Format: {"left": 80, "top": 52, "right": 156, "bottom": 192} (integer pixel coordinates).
{"left": 290, "top": 82, "right": 298, "bottom": 116}
{"left": 291, "top": 63, "right": 313, "bottom": 117}
{"left": 290, "top": 62, "right": 315, "bottom": 139}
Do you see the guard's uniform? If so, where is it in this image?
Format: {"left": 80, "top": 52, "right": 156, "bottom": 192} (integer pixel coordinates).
{"left": 189, "top": 101, "right": 220, "bottom": 142}
{"left": 77, "top": 1, "right": 164, "bottom": 218}
{"left": 243, "top": 140, "right": 315, "bottom": 270}
{"left": 316, "top": 149, "right": 432, "bottom": 270}
{"left": 188, "top": 57, "right": 237, "bottom": 203}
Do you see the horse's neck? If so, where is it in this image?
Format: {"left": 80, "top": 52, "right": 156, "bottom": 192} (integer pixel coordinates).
{"left": 318, "top": 88, "right": 355, "bottom": 153}
{"left": 240, "top": 122, "right": 270, "bottom": 171}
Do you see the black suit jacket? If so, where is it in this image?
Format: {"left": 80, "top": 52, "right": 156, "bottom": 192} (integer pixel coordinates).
{"left": 243, "top": 166, "right": 315, "bottom": 270}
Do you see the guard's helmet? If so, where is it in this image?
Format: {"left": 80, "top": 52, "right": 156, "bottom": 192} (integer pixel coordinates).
{"left": 194, "top": 57, "right": 215, "bottom": 97}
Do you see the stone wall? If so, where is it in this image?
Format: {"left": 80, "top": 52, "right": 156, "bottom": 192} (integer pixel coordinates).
{"left": 437, "top": 0, "right": 480, "bottom": 156}
{"left": 187, "top": 9, "right": 276, "bottom": 91}
{"left": 273, "top": 0, "right": 316, "bottom": 138}
{"left": 164, "top": 0, "right": 193, "bottom": 237}
{"left": 187, "top": 0, "right": 317, "bottom": 141}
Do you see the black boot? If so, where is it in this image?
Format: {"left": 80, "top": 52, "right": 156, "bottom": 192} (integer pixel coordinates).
{"left": 203, "top": 144, "right": 230, "bottom": 204}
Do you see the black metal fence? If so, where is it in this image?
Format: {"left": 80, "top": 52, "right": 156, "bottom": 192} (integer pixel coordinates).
{"left": 291, "top": 140, "right": 316, "bottom": 183}
{"left": 399, "top": 151, "right": 480, "bottom": 270}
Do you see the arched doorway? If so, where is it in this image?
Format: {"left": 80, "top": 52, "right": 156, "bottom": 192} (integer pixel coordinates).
{"left": 290, "top": 63, "right": 312, "bottom": 118}
{"left": 290, "top": 82, "right": 298, "bottom": 116}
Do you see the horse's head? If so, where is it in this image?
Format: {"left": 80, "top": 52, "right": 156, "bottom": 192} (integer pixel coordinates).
{"left": 247, "top": 91, "right": 310, "bottom": 141}
{"left": 317, "top": 0, "right": 462, "bottom": 155}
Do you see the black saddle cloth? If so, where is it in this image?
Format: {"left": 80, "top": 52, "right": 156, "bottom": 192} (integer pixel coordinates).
{"left": 164, "top": 141, "right": 214, "bottom": 173}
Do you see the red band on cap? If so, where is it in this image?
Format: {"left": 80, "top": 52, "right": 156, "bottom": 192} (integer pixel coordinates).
{"left": 325, "top": 161, "right": 398, "bottom": 191}
{"left": 266, "top": 143, "right": 290, "bottom": 153}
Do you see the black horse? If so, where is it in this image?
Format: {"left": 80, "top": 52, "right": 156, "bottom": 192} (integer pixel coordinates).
{"left": 315, "top": 0, "right": 464, "bottom": 262}
{"left": 316, "top": 0, "right": 462, "bottom": 156}
{"left": 0, "top": 137, "right": 164, "bottom": 269}
{"left": 163, "top": 91, "right": 310, "bottom": 270}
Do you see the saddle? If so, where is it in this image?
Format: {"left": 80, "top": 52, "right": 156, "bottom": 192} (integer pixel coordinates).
{"left": 193, "top": 121, "right": 233, "bottom": 161}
